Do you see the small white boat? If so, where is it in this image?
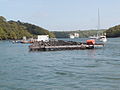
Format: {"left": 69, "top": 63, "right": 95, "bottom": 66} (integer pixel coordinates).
{"left": 98, "top": 35, "right": 107, "bottom": 42}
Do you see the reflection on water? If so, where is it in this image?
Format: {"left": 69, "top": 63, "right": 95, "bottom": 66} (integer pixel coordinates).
{"left": 86, "top": 49, "right": 97, "bottom": 58}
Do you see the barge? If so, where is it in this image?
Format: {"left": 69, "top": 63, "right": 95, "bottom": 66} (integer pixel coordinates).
{"left": 29, "top": 40, "right": 104, "bottom": 51}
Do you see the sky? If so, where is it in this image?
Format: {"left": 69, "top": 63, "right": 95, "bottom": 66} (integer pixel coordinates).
{"left": 1, "top": 0, "right": 120, "bottom": 31}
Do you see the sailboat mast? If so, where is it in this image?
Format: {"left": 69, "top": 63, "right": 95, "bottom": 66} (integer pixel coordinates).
{"left": 98, "top": 8, "right": 100, "bottom": 30}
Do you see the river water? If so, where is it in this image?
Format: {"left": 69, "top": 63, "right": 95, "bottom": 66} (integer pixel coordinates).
{"left": 0, "top": 38, "right": 120, "bottom": 90}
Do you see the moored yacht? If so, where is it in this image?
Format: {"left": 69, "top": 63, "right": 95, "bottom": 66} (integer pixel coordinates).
{"left": 89, "top": 9, "right": 107, "bottom": 42}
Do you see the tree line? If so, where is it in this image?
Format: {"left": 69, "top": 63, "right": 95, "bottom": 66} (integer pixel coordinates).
{"left": 53, "top": 30, "right": 105, "bottom": 38}
{"left": 53, "top": 26, "right": 120, "bottom": 38}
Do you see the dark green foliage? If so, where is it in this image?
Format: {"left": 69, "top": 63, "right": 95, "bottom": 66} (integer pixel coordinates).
{"left": 0, "top": 27, "right": 7, "bottom": 39}
{"left": 0, "top": 16, "right": 55, "bottom": 40}
{"left": 106, "top": 25, "right": 120, "bottom": 37}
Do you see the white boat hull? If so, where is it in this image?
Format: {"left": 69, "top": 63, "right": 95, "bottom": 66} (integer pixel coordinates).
{"left": 99, "top": 38, "right": 107, "bottom": 42}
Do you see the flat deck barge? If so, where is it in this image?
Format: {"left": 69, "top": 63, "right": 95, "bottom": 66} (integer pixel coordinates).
{"left": 29, "top": 40, "right": 104, "bottom": 51}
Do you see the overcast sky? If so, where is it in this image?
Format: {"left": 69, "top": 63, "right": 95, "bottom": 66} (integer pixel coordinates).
{"left": 1, "top": 0, "right": 120, "bottom": 31}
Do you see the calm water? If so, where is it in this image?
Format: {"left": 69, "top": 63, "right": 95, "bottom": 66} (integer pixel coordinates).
{"left": 0, "top": 38, "right": 120, "bottom": 90}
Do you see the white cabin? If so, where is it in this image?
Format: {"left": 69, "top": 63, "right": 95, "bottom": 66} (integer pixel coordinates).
{"left": 37, "top": 35, "right": 49, "bottom": 42}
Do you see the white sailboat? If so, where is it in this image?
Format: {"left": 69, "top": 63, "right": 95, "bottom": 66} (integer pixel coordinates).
{"left": 89, "top": 9, "right": 107, "bottom": 42}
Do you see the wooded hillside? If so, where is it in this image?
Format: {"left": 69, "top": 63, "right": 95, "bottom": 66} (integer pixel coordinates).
{"left": 106, "top": 25, "right": 120, "bottom": 37}
{"left": 0, "top": 16, "right": 55, "bottom": 40}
